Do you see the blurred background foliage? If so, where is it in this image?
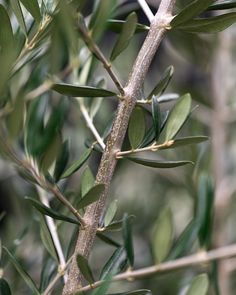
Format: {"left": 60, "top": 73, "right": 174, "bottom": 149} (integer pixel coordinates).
{"left": 0, "top": 0, "right": 236, "bottom": 294}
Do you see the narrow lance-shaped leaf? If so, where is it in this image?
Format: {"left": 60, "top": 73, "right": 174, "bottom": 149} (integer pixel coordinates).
{"left": 52, "top": 83, "right": 116, "bottom": 97}
{"left": 158, "top": 136, "right": 208, "bottom": 150}
{"left": 104, "top": 199, "right": 118, "bottom": 227}
{"left": 110, "top": 12, "right": 137, "bottom": 61}
{"left": 100, "top": 247, "right": 125, "bottom": 280}
{"left": 107, "top": 290, "right": 152, "bottom": 295}
{"left": 126, "top": 157, "right": 193, "bottom": 168}
{"left": 54, "top": 140, "right": 69, "bottom": 181}
{"left": 171, "top": 0, "right": 214, "bottom": 27}
{"left": 151, "top": 96, "right": 161, "bottom": 141}
{"left": 208, "top": 1, "right": 236, "bottom": 10}
{"left": 96, "top": 232, "right": 121, "bottom": 248}
{"left": 77, "top": 184, "right": 105, "bottom": 209}
{"left": 128, "top": 107, "right": 145, "bottom": 149}
{"left": 186, "top": 274, "right": 209, "bottom": 295}
{"left": 148, "top": 66, "right": 174, "bottom": 100}
{"left": 81, "top": 166, "right": 95, "bottom": 197}
{"left": 152, "top": 208, "right": 173, "bottom": 263}
{"left": 161, "top": 93, "right": 192, "bottom": 142}
{"left": 175, "top": 13, "right": 236, "bottom": 33}
{"left": 25, "top": 197, "right": 81, "bottom": 225}
{"left": 3, "top": 247, "right": 40, "bottom": 295}
{"left": 20, "top": 0, "right": 41, "bottom": 24}
{"left": 61, "top": 148, "right": 92, "bottom": 179}
{"left": 122, "top": 213, "right": 134, "bottom": 267}
{"left": 0, "top": 278, "right": 11, "bottom": 295}
{"left": 107, "top": 19, "right": 149, "bottom": 33}
{"left": 76, "top": 254, "right": 94, "bottom": 285}
{"left": 10, "top": 0, "right": 27, "bottom": 34}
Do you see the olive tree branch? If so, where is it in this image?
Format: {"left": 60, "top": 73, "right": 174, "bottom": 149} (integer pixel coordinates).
{"left": 63, "top": 1, "right": 176, "bottom": 294}
{"left": 76, "top": 243, "right": 236, "bottom": 293}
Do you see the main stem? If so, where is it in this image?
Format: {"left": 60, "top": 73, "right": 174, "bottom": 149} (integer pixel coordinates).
{"left": 63, "top": 1, "right": 176, "bottom": 294}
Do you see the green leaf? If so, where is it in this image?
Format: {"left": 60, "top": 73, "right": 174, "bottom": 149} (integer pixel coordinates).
{"left": 159, "top": 136, "right": 209, "bottom": 150}
{"left": 148, "top": 66, "right": 174, "bottom": 99}
{"left": 54, "top": 140, "right": 70, "bottom": 181}
{"left": 175, "top": 13, "right": 236, "bottom": 33}
{"left": 38, "top": 214, "right": 58, "bottom": 261}
{"left": 25, "top": 197, "right": 81, "bottom": 225}
{"left": 107, "top": 19, "right": 149, "bottom": 33}
{"left": 20, "top": 0, "right": 41, "bottom": 24}
{"left": 76, "top": 254, "right": 94, "bottom": 284}
{"left": 122, "top": 213, "right": 134, "bottom": 267}
{"left": 0, "top": 278, "right": 11, "bottom": 295}
{"left": 81, "top": 166, "right": 95, "bottom": 197}
{"left": 100, "top": 247, "right": 125, "bottom": 279}
{"left": 158, "top": 93, "right": 179, "bottom": 103}
{"left": 77, "top": 184, "right": 105, "bottom": 209}
{"left": 3, "top": 247, "right": 40, "bottom": 295}
{"left": 10, "top": 0, "right": 27, "bottom": 34}
{"left": 96, "top": 232, "right": 121, "bottom": 248}
{"left": 104, "top": 199, "right": 118, "bottom": 227}
{"left": 126, "top": 157, "right": 193, "bottom": 168}
{"left": 196, "top": 174, "right": 214, "bottom": 248}
{"left": 52, "top": 83, "right": 116, "bottom": 97}
{"left": 168, "top": 219, "right": 200, "bottom": 260}
{"left": 61, "top": 149, "right": 92, "bottom": 178}
{"left": 186, "top": 274, "right": 209, "bottom": 295}
{"left": 107, "top": 290, "right": 151, "bottom": 295}
{"left": 128, "top": 107, "right": 145, "bottom": 149}
{"left": 171, "top": 0, "right": 213, "bottom": 27}
{"left": 110, "top": 12, "right": 137, "bottom": 61}
{"left": 208, "top": 1, "right": 236, "bottom": 10}
{"left": 152, "top": 208, "right": 173, "bottom": 263}
{"left": 161, "top": 93, "right": 192, "bottom": 142}
{"left": 151, "top": 96, "right": 162, "bottom": 141}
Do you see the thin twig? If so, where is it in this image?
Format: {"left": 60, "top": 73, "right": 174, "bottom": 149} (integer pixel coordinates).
{"left": 43, "top": 256, "right": 73, "bottom": 295}
{"left": 76, "top": 243, "right": 236, "bottom": 293}
{"left": 79, "top": 101, "right": 106, "bottom": 150}
{"left": 138, "top": 0, "right": 155, "bottom": 22}
{"left": 36, "top": 185, "right": 68, "bottom": 283}
{"left": 78, "top": 22, "right": 125, "bottom": 96}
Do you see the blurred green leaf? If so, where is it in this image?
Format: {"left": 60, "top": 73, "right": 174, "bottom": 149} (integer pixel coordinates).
{"left": 25, "top": 197, "right": 80, "bottom": 225}
{"left": 128, "top": 107, "right": 145, "bottom": 149}
{"left": 52, "top": 83, "right": 116, "bottom": 97}
{"left": 81, "top": 166, "right": 95, "bottom": 197}
{"left": 10, "top": 0, "right": 27, "bottom": 34}
{"left": 159, "top": 136, "right": 208, "bottom": 150}
{"left": 122, "top": 213, "right": 134, "bottom": 267}
{"left": 107, "top": 19, "right": 149, "bottom": 33}
{"left": 196, "top": 174, "right": 214, "bottom": 248}
{"left": 161, "top": 93, "right": 192, "bottom": 142}
{"left": 20, "top": 0, "right": 41, "bottom": 24}
{"left": 186, "top": 274, "right": 209, "bottom": 295}
{"left": 110, "top": 12, "right": 137, "bottom": 61}
{"left": 61, "top": 148, "right": 92, "bottom": 179}
{"left": 76, "top": 254, "right": 94, "bottom": 284}
{"left": 3, "top": 247, "right": 40, "bottom": 295}
{"left": 171, "top": 0, "right": 213, "bottom": 27}
{"left": 91, "top": 274, "right": 113, "bottom": 295}
{"left": 100, "top": 247, "right": 125, "bottom": 279}
{"left": 208, "top": 1, "right": 236, "bottom": 10}
{"left": 152, "top": 208, "right": 173, "bottom": 263}
{"left": 0, "top": 278, "right": 11, "bottom": 295}
{"left": 104, "top": 199, "right": 118, "bottom": 227}
{"left": 158, "top": 93, "right": 179, "bottom": 103}
{"left": 126, "top": 157, "right": 193, "bottom": 168}
{"left": 175, "top": 13, "right": 236, "bottom": 33}
{"left": 54, "top": 140, "right": 69, "bottom": 181}
{"left": 152, "top": 96, "right": 162, "bottom": 141}
{"left": 96, "top": 232, "right": 121, "bottom": 248}
{"left": 103, "top": 219, "right": 124, "bottom": 232}
{"left": 168, "top": 219, "right": 200, "bottom": 260}
{"left": 38, "top": 214, "right": 58, "bottom": 261}
{"left": 77, "top": 184, "right": 105, "bottom": 209}
{"left": 107, "top": 290, "right": 151, "bottom": 295}
{"left": 148, "top": 66, "right": 174, "bottom": 100}
{"left": 89, "top": 0, "right": 117, "bottom": 40}
{"left": 39, "top": 257, "right": 56, "bottom": 292}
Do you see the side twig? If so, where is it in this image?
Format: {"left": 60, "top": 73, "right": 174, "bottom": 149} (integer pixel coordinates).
{"left": 138, "top": 0, "right": 155, "bottom": 22}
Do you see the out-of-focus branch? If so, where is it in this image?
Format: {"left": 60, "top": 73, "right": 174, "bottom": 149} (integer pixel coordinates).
{"left": 138, "top": 0, "right": 155, "bottom": 22}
